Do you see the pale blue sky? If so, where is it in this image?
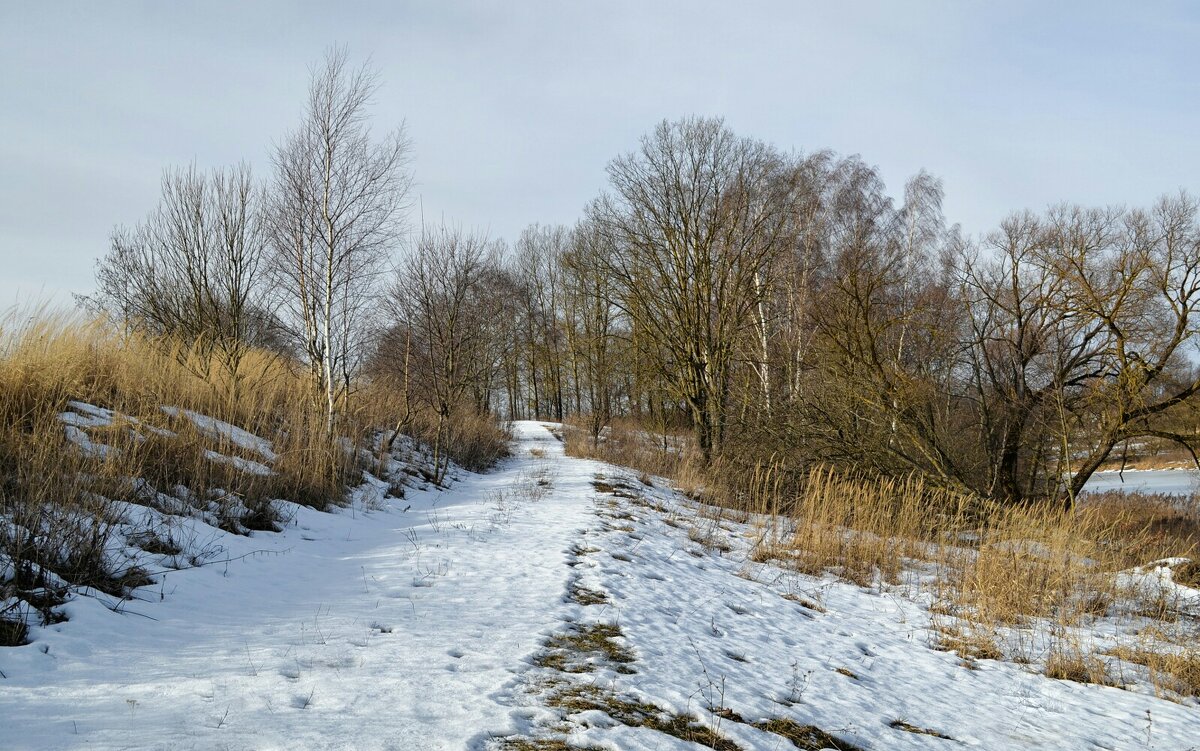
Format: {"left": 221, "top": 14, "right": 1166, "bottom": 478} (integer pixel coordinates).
{"left": 2, "top": 1, "right": 1198, "bottom": 309}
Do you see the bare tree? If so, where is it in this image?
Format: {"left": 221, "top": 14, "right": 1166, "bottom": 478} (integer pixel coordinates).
{"left": 267, "top": 47, "right": 412, "bottom": 427}
{"left": 1042, "top": 196, "right": 1200, "bottom": 502}
{"left": 815, "top": 192, "right": 1200, "bottom": 506}
{"left": 771, "top": 157, "right": 971, "bottom": 490}
{"left": 89, "top": 162, "right": 268, "bottom": 379}
{"left": 562, "top": 220, "right": 622, "bottom": 444}
{"left": 513, "top": 224, "right": 570, "bottom": 420}
{"left": 957, "top": 212, "right": 1093, "bottom": 502}
{"left": 388, "top": 224, "right": 499, "bottom": 481}
{"left": 589, "top": 117, "right": 798, "bottom": 460}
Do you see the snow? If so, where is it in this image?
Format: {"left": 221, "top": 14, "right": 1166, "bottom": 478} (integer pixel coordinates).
{"left": 202, "top": 449, "right": 274, "bottom": 476}
{"left": 59, "top": 404, "right": 115, "bottom": 429}
{"left": 57, "top": 401, "right": 274, "bottom": 476}
{"left": 3, "top": 421, "right": 1199, "bottom": 749}
{"left": 556, "top": 493, "right": 1200, "bottom": 750}
{"left": 61, "top": 424, "right": 118, "bottom": 459}
{"left": 60, "top": 402, "right": 126, "bottom": 458}
{"left": 1116, "top": 558, "right": 1200, "bottom": 613}
{"left": 161, "top": 406, "right": 279, "bottom": 461}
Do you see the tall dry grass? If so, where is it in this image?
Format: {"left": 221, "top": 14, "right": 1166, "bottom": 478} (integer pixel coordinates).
{"left": 565, "top": 419, "right": 1200, "bottom": 697}
{"left": 0, "top": 311, "right": 354, "bottom": 507}
{"left": 754, "top": 466, "right": 1200, "bottom": 697}
{"left": 0, "top": 312, "right": 345, "bottom": 640}
{"left": 563, "top": 416, "right": 706, "bottom": 492}
{"left": 0, "top": 310, "right": 508, "bottom": 643}
{"left": 782, "top": 471, "right": 1198, "bottom": 695}
{"left": 748, "top": 466, "right": 980, "bottom": 587}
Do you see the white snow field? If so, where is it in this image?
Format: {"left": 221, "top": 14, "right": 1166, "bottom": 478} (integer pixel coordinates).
{"left": 2, "top": 421, "right": 1199, "bottom": 750}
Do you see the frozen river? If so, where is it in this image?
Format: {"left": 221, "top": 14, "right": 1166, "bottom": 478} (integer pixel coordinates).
{"left": 1082, "top": 468, "right": 1199, "bottom": 496}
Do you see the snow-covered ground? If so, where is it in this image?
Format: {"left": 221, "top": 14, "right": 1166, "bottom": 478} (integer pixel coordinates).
{"left": 3, "top": 422, "right": 1199, "bottom": 749}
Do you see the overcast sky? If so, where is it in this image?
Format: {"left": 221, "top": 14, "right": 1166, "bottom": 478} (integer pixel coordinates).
{"left": 2, "top": 1, "right": 1198, "bottom": 310}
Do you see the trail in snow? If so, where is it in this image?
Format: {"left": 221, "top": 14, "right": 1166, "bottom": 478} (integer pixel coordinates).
{"left": 547, "top": 469, "right": 1200, "bottom": 750}
{"left": 0, "top": 423, "right": 592, "bottom": 750}
{"left": 2, "top": 422, "right": 1199, "bottom": 750}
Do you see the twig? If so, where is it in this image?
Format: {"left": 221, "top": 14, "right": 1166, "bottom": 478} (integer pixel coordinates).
{"left": 146, "top": 547, "right": 290, "bottom": 576}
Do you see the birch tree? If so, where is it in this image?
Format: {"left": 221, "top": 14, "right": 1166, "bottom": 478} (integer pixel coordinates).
{"left": 267, "top": 47, "right": 411, "bottom": 426}
{"left": 514, "top": 224, "right": 570, "bottom": 420}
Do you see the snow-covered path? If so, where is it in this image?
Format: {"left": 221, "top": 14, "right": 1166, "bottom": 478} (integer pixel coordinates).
{"left": 4, "top": 421, "right": 1200, "bottom": 750}
{"left": 0, "top": 422, "right": 597, "bottom": 750}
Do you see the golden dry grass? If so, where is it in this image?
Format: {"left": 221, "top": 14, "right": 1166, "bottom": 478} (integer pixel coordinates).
{"left": 1108, "top": 644, "right": 1200, "bottom": 699}
{"left": 1, "top": 310, "right": 507, "bottom": 641}
{"left": 750, "top": 466, "right": 977, "bottom": 588}
{"left": 566, "top": 420, "right": 1200, "bottom": 695}
{"left": 563, "top": 416, "right": 706, "bottom": 493}
{"left": 0, "top": 311, "right": 353, "bottom": 511}
{"left": 0, "top": 312, "right": 352, "bottom": 635}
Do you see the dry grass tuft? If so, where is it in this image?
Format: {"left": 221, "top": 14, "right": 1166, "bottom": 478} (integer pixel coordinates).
{"left": 888, "top": 720, "right": 953, "bottom": 740}
{"left": 753, "top": 718, "right": 863, "bottom": 750}
{"left": 534, "top": 623, "right": 636, "bottom": 674}
{"left": 1109, "top": 645, "right": 1200, "bottom": 700}
{"left": 929, "top": 620, "right": 1005, "bottom": 662}
{"left": 567, "top": 581, "right": 609, "bottom": 606}
{"left": 1174, "top": 559, "right": 1200, "bottom": 588}
{"left": 1044, "top": 641, "right": 1117, "bottom": 686}
{"left": 546, "top": 686, "right": 743, "bottom": 751}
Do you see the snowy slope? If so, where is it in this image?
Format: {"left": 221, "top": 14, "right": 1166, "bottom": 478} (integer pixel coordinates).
{"left": 2, "top": 422, "right": 1199, "bottom": 750}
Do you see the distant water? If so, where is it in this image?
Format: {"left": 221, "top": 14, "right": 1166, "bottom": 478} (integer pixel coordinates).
{"left": 1082, "top": 469, "right": 1199, "bottom": 496}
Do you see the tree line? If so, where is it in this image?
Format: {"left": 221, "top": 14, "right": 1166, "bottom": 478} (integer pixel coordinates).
{"left": 88, "top": 50, "right": 1200, "bottom": 507}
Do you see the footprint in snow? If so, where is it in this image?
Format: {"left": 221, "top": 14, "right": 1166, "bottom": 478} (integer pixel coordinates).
{"left": 448, "top": 648, "right": 465, "bottom": 658}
